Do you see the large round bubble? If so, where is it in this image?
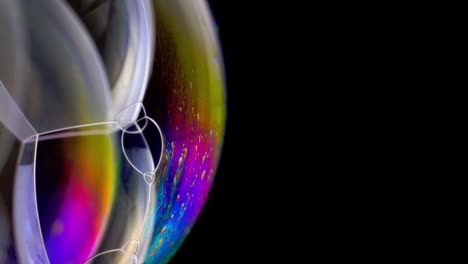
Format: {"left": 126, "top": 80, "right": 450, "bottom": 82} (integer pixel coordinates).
{"left": 0, "top": 0, "right": 226, "bottom": 263}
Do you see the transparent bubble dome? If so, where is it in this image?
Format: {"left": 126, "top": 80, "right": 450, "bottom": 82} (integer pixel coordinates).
{"left": 0, "top": 1, "right": 226, "bottom": 263}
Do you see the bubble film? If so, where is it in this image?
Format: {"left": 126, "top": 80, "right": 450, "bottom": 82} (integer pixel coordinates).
{"left": 0, "top": 0, "right": 225, "bottom": 263}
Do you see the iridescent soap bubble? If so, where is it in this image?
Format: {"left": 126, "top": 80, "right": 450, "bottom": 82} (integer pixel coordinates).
{"left": 0, "top": 0, "right": 225, "bottom": 263}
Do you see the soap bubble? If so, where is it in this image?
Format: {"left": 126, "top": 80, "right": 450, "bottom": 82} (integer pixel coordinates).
{"left": 0, "top": 0, "right": 225, "bottom": 263}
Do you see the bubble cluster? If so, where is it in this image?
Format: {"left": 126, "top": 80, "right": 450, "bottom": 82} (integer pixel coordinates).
{"left": 0, "top": 0, "right": 225, "bottom": 263}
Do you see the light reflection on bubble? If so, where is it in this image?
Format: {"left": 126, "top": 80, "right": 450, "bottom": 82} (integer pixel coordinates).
{"left": 0, "top": 0, "right": 225, "bottom": 263}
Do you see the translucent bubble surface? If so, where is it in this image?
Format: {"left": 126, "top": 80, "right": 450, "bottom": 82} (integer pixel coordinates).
{"left": 0, "top": 0, "right": 225, "bottom": 263}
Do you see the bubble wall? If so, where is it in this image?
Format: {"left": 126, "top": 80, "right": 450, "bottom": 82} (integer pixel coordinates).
{"left": 0, "top": 0, "right": 225, "bottom": 263}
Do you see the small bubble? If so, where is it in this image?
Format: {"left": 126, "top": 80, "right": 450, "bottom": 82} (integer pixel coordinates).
{"left": 201, "top": 170, "right": 206, "bottom": 180}
{"left": 144, "top": 172, "right": 155, "bottom": 184}
{"left": 122, "top": 241, "right": 139, "bottom": 254}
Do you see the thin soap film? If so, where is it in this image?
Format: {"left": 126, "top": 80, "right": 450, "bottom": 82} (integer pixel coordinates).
{"left": 6, "top": 100, "right": 165, "bottom": 264}
{"left": 83, "top": 103, "right": 164, "bottom": 264}
{"left": 1, "top": 80, "right": 48, "bottom": 264}
{"left": 0, "top": 81, "right": 37, "bottom": 142}
{"left": 0, "top": 81, "right": 159, "bottom": 264}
